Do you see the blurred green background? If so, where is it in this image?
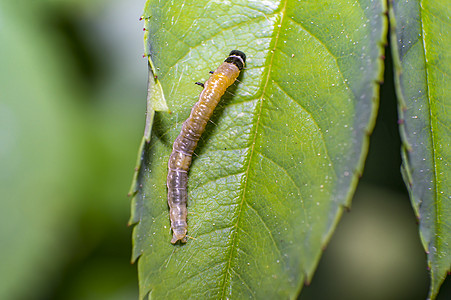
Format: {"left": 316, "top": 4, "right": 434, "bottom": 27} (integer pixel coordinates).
{"left": 0, "top": 0, "right": 143, "bottom": 299}
{"left": 0, "top": 1, "right": 449, "bottom": 299}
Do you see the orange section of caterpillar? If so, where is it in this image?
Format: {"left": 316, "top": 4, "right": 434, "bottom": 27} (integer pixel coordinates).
{"left": 167, "top": 50, "right": 246, "bottom": 244}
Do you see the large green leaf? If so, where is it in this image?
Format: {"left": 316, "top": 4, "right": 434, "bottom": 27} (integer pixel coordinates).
{"left": 389, "top": 0, "right": 450, "bottom": 298}
{"left": 130, "top": 0, "right": 386, "bottom": 298}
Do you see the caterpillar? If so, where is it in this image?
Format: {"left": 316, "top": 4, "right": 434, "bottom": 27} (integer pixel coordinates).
{"left": 167, "top": 50, "right": 246, "bottom": 244}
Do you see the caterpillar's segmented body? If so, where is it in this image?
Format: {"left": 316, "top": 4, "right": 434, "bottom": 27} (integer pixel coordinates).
{"left": 167, "top": 50, "right": 246, "bottom": 244}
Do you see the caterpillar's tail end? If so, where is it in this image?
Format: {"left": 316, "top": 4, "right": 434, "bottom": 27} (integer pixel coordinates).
{"left": 171, "top": 229, "right": 187, "bottom": 244}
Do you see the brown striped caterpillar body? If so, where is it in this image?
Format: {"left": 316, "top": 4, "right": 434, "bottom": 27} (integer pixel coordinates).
{"left": 167, "top": 50, "right": 246, "bottom": 244}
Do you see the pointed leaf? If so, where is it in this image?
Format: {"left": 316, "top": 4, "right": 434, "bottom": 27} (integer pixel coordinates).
{"left": 389, "top": 0, "right": 451, "bottom": 298}
{"left": 131, "top": 0, "right": 387, "bottom": 298}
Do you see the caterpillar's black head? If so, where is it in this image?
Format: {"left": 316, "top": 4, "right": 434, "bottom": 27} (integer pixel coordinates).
{"left": 225, "top": 50, "right": 246, "bottom": 70}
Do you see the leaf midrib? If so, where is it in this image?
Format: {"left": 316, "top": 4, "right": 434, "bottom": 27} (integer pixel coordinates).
{"left": 419, "top": 1, "right": 445, "bottom": 286}
{"left": 219, "top": 0, "right": 288, "bottom": 298}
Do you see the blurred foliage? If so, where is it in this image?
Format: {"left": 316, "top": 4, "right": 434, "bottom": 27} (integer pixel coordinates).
{"left": 0, "top": 0, "right": 143, "bottom": 299}
{"left": 0, "top": 0, "right": 449, "bottom": 300}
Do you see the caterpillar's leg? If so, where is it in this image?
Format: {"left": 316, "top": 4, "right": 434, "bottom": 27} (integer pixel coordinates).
{"left": 186, "top": 235, "right": 196, "bottom": 241}
{"left": 195, "top": 82, "right": 204, "bottom": 88}
{"left": 209, "top": 71, "right": 214, "bottom": 74}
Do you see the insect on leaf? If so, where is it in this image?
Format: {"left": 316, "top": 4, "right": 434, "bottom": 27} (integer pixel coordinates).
{"left": 130, "top": 0, "right": 387, "bottom": 298}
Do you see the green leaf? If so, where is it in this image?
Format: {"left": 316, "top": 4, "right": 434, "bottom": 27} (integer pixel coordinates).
{"left": 389, "top": 0, "right": 451, "bottom": 298}
{"left": 131, "top": 0, "right": 387, "bottom": 298}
